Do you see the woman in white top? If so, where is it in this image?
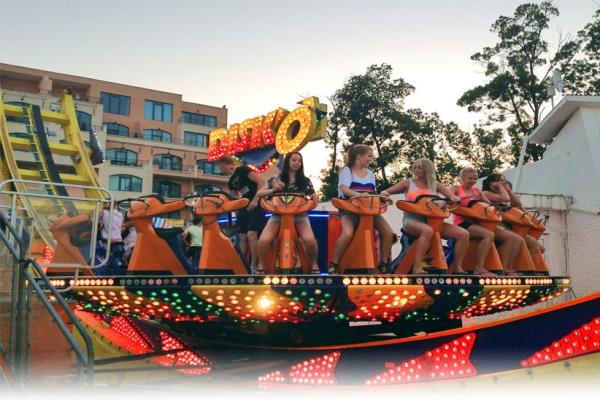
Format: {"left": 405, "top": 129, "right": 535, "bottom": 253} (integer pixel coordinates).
{"left": 330, "top": 144, "right": 394, "bottom": 273}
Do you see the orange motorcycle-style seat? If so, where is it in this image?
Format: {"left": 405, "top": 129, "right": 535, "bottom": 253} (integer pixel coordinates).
{"left": 498, "top": 206, "right": 537, "bottom": 274}
{"left": 451, "top": 201, "right": 504, "bottom": 273}
{"left": 128, "top": 195, "right": 190, "bottom": 275}
{"left": 522, "top": 211, "right": 549, "bottom": 274}
{"left": 47, "top": 213, "right": 94, "bottom": 276}
{"left": 331, "top": 195, "right": 392, "bottom": 274}
{"left": 191, "top": 192, "right": 249, "bottom": 275}
{"left": 394, "top": 195, "right": 451, "bottom": 275}
{"left": 260, "top": 192, "right": 317, "bottom": 274}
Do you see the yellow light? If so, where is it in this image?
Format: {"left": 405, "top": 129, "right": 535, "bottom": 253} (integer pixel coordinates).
{"left": 257, "top": 297, "right": 274, "bottom": 310}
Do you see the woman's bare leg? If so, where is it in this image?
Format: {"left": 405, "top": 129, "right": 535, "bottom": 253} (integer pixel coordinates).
{"left": 442, "top": 223, "right": 469, "bottom": 274}
{"left": 404, "top": 221, "right": 433, "bottom": 274}
{"left": 296, "top": 219, "right": 318, "bottom": 270}
{"left": 467, "top": 225, "right": 494, "bottom": 274}
{"left": 256, "top": 219, "right": 280, "bottom": 272}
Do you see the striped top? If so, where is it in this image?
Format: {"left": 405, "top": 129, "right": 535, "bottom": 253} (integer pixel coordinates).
{"left": 337, "top": 166, "right": 376, "bottom": 199}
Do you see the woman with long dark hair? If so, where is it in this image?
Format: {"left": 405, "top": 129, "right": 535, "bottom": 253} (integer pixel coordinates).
{"left": 482, "top": 173, "right": 536, "bottom": 274}
{"left": 256, "top": 152, "right": 320, "bottom": 274}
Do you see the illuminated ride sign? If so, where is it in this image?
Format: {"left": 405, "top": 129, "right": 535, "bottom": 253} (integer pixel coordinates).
{"left": 207, "top": 97, "right": 327, "bottom": 172}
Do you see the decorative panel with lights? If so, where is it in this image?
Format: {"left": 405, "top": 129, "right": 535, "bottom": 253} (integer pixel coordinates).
{"left": 47, "top": 275, "right": 570, "bottom": 339}
{"left": 365, "top": 334, "right": 477, "bottom": 385}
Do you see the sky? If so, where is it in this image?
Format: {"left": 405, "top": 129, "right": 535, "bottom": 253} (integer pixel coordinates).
{"left": 1, "top": 0, "right": 597, "bottom": 187}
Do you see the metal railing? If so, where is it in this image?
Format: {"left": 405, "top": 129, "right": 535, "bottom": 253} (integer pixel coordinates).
{"left": 0, "top": 179, "right": 114, "bottom": 280}
{"left": 0, "top": 210, "right": 94, "bottom": 386}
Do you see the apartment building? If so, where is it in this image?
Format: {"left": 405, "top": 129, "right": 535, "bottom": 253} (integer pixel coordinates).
{"left": 0, "top": 63, "right": 229, "bottom": 219}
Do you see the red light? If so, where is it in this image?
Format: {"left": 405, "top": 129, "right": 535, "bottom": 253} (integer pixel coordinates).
{"left": 258, "top": 351, "right": 341, "bottom": 385}
{"left": 159, "top": 331, "right": 211, "bottom": 375}
{"left": 521, "top": 316, "right": 600, "bottom": 367}
{"left": 109, "top": 316, "right": 151, "bottom": 354}
{"left": 365, "top": 334, "right": 477, "bottom": 385}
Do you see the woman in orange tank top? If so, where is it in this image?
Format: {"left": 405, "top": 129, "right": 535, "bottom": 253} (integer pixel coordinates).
{"left": 382, "top": 159, "right": 469, "bottom": 274}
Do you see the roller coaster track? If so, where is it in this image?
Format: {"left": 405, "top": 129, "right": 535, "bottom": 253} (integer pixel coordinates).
{"left": 0, "top": 89, "right": 104, "bottom": 248}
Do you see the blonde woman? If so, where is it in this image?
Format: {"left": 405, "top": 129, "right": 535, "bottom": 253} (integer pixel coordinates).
{"left": 449, "top": 167, "right": 496, "bottom": 276}
{"left": 381, "top": 159, "right": 468, "bottom": 274}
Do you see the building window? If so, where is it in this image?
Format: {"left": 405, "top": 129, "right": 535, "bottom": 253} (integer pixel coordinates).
{"left": 105, "top": 122, "right": 129, "bottom": 136}
{"left": 153, "top": 154, "right": 182, "bottom": 171}
{"left": 153, "top": 181, "right": 181, "bottom": 198}
{"left": 184, "top": 131, "right": 209, "bottom": 147}
{"left": 100, "top": 92, "right": 130, "bottom": 115}
{"left": 106, "top": 149, "right": 138, "bottom": 166}
{"left": 163, "top": 211, "right": 181, "bottom": 219}
{"left": 182, "top": 111, "right": 217, "bottom": 127}
{"left": 144, "top": 100, "right": 172, "bottom": 122}
{"left": 109, "top": 174, "right": 142, "bottom": 192}
{"left": 197, "top": 160, "right": 223, "bottom": 175}
{"left": 195, "top": 184, "right": 221, "bottom": 194}
{"left": 143, "top": 129, "right": 171, "bottom": 143}
{"left": 75, "top": 110, "right": 92, "bottom": 131}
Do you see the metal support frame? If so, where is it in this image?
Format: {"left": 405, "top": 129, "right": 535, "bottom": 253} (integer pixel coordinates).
{"left": 0, "top": 209, "right": 95, "bottom": 387}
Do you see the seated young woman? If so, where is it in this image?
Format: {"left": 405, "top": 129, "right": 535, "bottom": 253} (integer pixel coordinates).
{"left": 381, "top": 158, "right": 469, "bottom": 275}
{"left": 330, "top": 144, "right": 394, "bottom": 274}
{"left": 448, "top": 167, "right": 497, "bottom": 276}
{"left": 256, "top": 152, "right": 320, "bottom": 274}
{"left": 483, "top": 173, "right": 542, "bottom": 269}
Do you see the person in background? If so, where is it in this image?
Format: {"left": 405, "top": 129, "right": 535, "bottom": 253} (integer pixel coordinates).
{"left": 121, "top": 215, "right": 137, "bottom": 269}
{"left": 330, "top": 144, "right": 394, "bottom": 274}
{"left": 256, "top": 152, "right": 320, "bottom": 274}
{"left": 218, "top": 156, "right": 266, "bottom": 273}
{"left": 99, "top": 201, "right": 125, "bottom": 275}
{"left": 183, "top": 216, "right": 203, "bottom": 270}
{"left": 381, "top": 159, "right": 468, "bottom": 275}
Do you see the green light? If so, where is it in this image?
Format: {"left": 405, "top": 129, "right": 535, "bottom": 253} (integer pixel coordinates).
{"left": 172, "top": 293, "right": 179, "bottom": 298}
{"left": 160, "top": 289, "right": 168, "bottom": 295}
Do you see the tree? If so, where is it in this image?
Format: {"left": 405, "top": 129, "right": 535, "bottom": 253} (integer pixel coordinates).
{"left": 392, "top": 109, "right": 463, "bottom": 184}
{"left": 319, "top": 110, "right": 342, "bottom": 200}
{"left": 457, "top": 2, "right": 579, "bottom": 164}
{"left": 452, "top": 126, "right": 511, "bottom": 177}
{"left": 563, "top": 8, "right": 600, "bottom": 95}
{"left": 330, "top": 63, "right": 415, "bottom": 188}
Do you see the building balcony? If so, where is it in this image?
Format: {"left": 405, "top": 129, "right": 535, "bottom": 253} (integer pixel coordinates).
{"left": 106, "top": 132, "right": 210, "bottom": 153}
{"left": 152, "top": 164, "right": 228, "bottom": 182}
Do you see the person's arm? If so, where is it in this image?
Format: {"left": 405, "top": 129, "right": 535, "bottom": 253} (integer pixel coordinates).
{"left": 305, "top": 178, "right": 320, "bottom": 204}
{"left": 505, "top": 186, "right": 524, "bottom": 210}
{"left": 436, "top": 182, "right": 460, "bottom": 203}
{"left": 484, "top": 182, "right": 510, "bottom": 203}
{"left": 256, "top": 178, "right": 285, "bottom": 199}
{"left": 246, "top": 170, "right": 265, "bottom": 209}
{"left": 479, "top": 190, "right": 492, "bottom": 204}
{"left": 381, "top": 179, "right": 409, "bottom": 196}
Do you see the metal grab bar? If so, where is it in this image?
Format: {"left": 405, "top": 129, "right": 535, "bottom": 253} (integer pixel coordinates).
{"left": 21, "top": 259, "right": 95, "bottom": 386}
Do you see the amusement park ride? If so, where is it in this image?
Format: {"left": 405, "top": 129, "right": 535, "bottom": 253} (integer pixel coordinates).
{"left": 0, "top": 91, "right": 598, "bottom": 388}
